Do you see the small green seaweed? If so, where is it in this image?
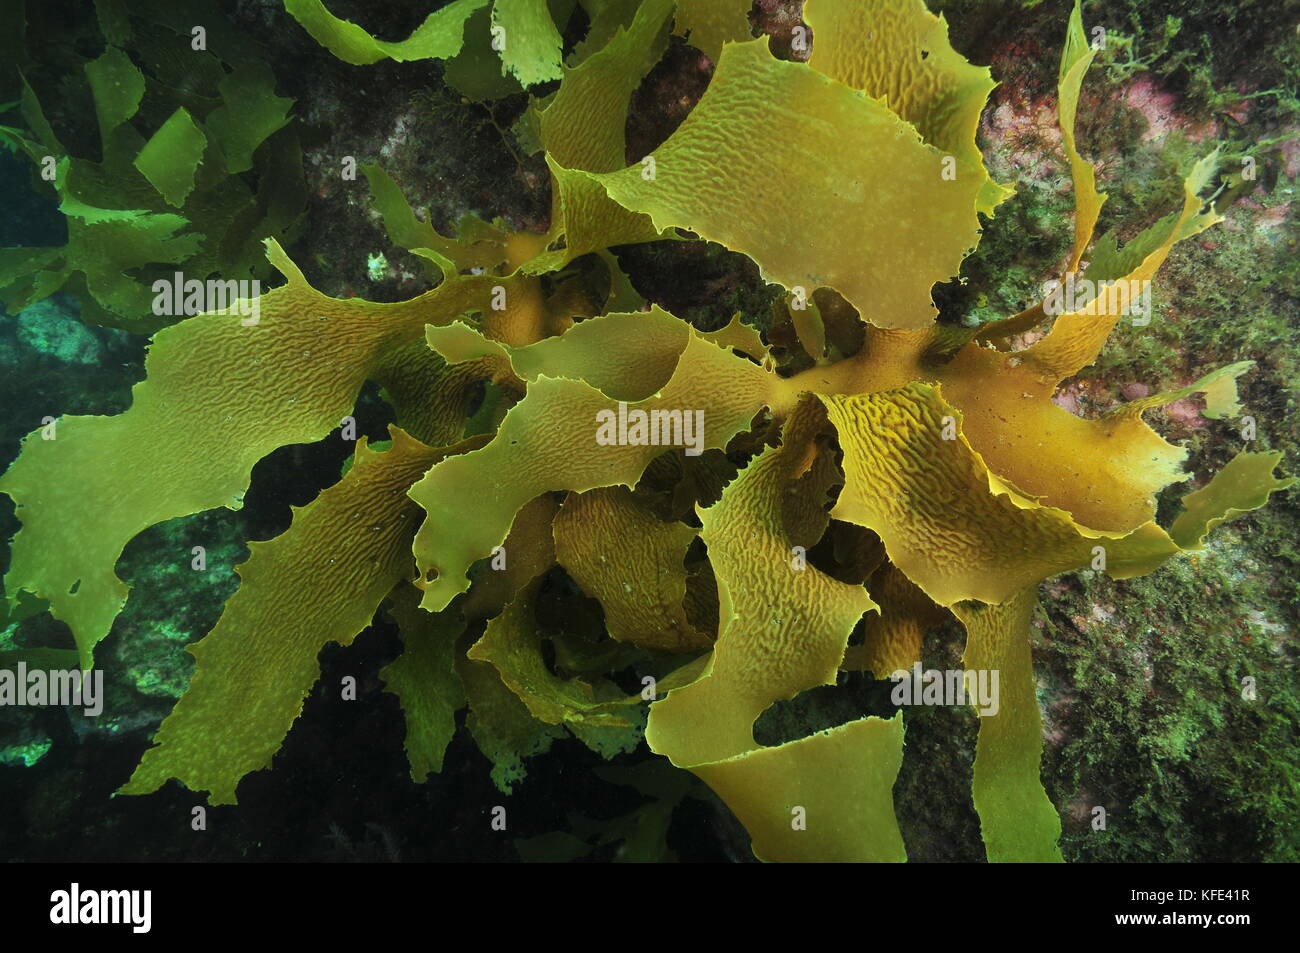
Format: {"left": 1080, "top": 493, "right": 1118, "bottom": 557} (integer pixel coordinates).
{"left": 0, "top": 0, "right": 306, "bottom": 333}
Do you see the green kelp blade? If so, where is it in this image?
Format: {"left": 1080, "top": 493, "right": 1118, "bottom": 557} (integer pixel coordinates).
{"left": 671, "top": 0, "right": 753, "bottom": 61}
{"left": 467, "top": 576, "right": 642, "bottom": 728}
{"left": 203, "top": 61, "right": 294, "bottom": 174}
{"left": 491, "top": 0, "right": 565, "bottom": 88}
{"left": 1057, "top": 0, "right": 1106, "bottom": 273}
{"left": 954, "top": 589, "right": 1064, "bottom": 863}
{"left": 444, "top": 3, "right": 525, "bottom": 101}
{"left": 282, "top": 0, "right": 488, "bottom": 65}
{"left": 133, "top": 107, "right": 207, "bottom": 208}
{"left": 380, "top": 584, "right": 467, "bottom": 782}
{"left": 120, "top": 429, "right": 463, "bottom": 804}
{"left": 457, "top": 651, "right": 564, "bottom": 794}
{"left": 0, "top": 240, "right": 508, "bottom": 669}
{"left": 1170, "top": 451, "right": 1296, "bottom": 550}
{"left": 84, "top": 45, "right": 145, "bottom": 152}
{"left": 361, "top": 163, "right": 509, "bottom": 275}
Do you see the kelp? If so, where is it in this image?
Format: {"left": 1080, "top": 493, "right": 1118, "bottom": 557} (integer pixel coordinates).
{"left": 120, "top": 429, "right": 465, "bottom": 804}
{"left": 1, "top": 0, "right": 1292, "bottom": 863}
{"left": 0, "top": 0, "right": 306, "bottom": 332}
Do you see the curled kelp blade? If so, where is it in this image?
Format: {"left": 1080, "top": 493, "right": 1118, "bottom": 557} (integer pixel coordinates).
{"left": 647, "top": 399, "right": 876, "bottom": 765}
{"left": 120, "top": 428, "right": 471, "bottom": 804}
{"left": 409, "top": 320, "right": 788, "bottom": 612}
{"left": 0, "top": 240, "right": 509, "bottom": 670}
{"left": 694, "top": 714, "right": 906, "bottom": 863}
{"left": 820, "top": 381, "right": 1291, "bottom": 609}
{"left": 819, "top": 383, "right": 1180, "bottom": 608}
{"left": 644, "top": 400, "right": 907, "bottom": 862}
{"left": 462, "top": 494, "right": 562, "bottom": 623}
{"left": 553, "top": 486, "right": 712, "bottom": 653}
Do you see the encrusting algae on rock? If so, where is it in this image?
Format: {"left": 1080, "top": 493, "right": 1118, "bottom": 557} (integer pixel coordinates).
{"left": 0, "top": 0, "right": 1293, "bottom": 862}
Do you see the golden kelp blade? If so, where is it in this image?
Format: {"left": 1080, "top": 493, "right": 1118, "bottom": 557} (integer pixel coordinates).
{"left": 933, "top": 156, "right": 1226, "bottom": 532}
{"left": 805, "top": 0, "right": 1012, "bottom": 216}
{"left": 120, "top": 429, "right": 458, "bottom": 804}
{"left": 0, "top": 240, "right": 503, "bottom": 669}
{"left": 588, "top": 38, "right": 985, "bottom": 329}
{"left": 554, "top": 486, "right": 711, "bottom": 652}
{"left": 936, "top": 353, "right": 1247, "bottom": 534}
{"left": 819, "top": 384, "right": 1181, "bottom": 609}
